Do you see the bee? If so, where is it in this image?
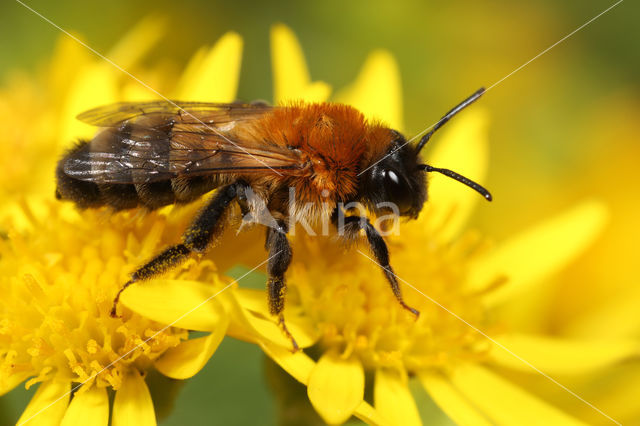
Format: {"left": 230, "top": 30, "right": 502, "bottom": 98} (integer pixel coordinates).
{"left": 56, "top": 88, "right": 491, "bottom": 349}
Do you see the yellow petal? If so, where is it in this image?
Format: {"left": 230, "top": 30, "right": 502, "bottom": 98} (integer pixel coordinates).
{"left": 334, "top": 50, "right": 403, "bottom": 130}
{"left": 0, "top": 371, "right": 30, "bottom": 396}
{"left": 307, "top": 353, "right": 364, "bottom": 424}
{"left": 107, "top": 16, "right": 165, "bottom": 70}
{"left": 121, "top": 279, "right": 228, "bottom": 331}
{"left": 419, "top": 373, "right": 492, "bottom": 426}
{"left": 566, "top": 287, "right": 640, "bottom": 339}
{"left": 58, "top": 19, "right": 165, "bottom": 146}
{"left": 59, "top": 63, "right": 118, "bottom": 145}
{"left": 450, "top": 364, "right": 589, "bottom": 426}
{"left": 238, "top": 310, "right": 317, "bottom": 348}
{"left": 154, "top": 326, "right": 228, "bottom": 379}
{"left": 593, "top": 363, "right": 640, "bottom": 421}
{"left": 354, "top": 400, "right": 389, "bottom": 426}
{"left": 112, "top": 372, "right": 156, "bottom": 426}
{"left": 48, "top": 36, "right": 92, "bottom": 97}
{"left": 299, "top": 82, "right": 333, "bottom": 104}
{"left": 122, "top": 75, "right": 166, "bottom": 102}
{"left": 175, "top": 32, "right": 243, "bottom": 102}
{"left": 468, "top": 199, "right": 608, "bottom": 306}
{"left": 17, "top": 380, "right": 70, "bottom": 426}
{"left": 422, "top": 108, "right": 489, "bottom": 241}
{"left": 232, "top": 287, "right": 270, "bottom": 312}
{"left": 489, "top": 333, "right": 639, "bottom": 375}
{"left": 270, "top": 24, "right": 331, "bottom": 103}
{"left": 60, "top": 385, "right": 109, "bottom": 426}
{"left": 259, "top": 341, "right": 316, "bottom": 384}
{"left": 374, "top": 369, "right": 421, "bottom": 426}
{"left": 231, "top": 288, "right": 319, "bottom": 348}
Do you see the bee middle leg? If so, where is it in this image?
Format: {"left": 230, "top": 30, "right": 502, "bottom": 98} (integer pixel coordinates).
{"left": 332, "top": 209, "right": 420, "bottom": 318}
{"left": 264, "top": 220, "right": 297, "bottom": 351}
{"left": 111, "top": 182, "right": 246, "bottom": 317}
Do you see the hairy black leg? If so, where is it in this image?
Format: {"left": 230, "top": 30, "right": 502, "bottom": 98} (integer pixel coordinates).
{"left": 111, "top": 182, "right": 244, "bottom": 317}
{"left": 333, "top": 208, "right": 419, "bottom": 318}
{"left": 265, "top": 220, "right": 297, "bottom": 350}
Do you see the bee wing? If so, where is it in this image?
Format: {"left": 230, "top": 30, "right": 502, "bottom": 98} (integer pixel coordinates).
{"left": 76, "top": 100, "right": 271, "bottom": 127}
{"left": 64, "top": 102, "right": 307, "bottom": 184}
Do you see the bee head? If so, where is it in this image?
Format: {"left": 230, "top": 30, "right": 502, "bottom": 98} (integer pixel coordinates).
{"left": 360, "top": 128, "right": 492, "bottom": 220}
{"left": 359, "top": 88, "right": 493, "bottom": 219}
{"left": 359, "top": 133, "right": 427, "bottom": 219}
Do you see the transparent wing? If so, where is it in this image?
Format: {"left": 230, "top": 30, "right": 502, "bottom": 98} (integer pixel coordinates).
{"left": 64, "top": 101, "right": 307, "bottom": 184}
{"left": 76, "top": 100, "right": 272, "bottom": 127}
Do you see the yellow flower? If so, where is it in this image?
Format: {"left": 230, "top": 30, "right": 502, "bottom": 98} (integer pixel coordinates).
{"left": 4, "top": 16, "right": 636, "bottom": 425}
{"left": 0, "top": 19, "right": 243, "bottom": 425}
{"left": 126, "top": 25, "right": 637, "bottom": 425}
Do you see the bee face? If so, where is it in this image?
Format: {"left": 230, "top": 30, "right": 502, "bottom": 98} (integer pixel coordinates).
{"left": 360, "top": 133, "right": 427, "bottom": 219}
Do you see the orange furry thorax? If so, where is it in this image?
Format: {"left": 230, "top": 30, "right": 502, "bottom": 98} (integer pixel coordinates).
{"left": 249, "top": 102, "right": 392, "bottom": 204}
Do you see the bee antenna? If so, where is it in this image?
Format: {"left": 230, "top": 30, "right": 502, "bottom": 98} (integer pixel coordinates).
{"left": 419, "top": 164, "right": 492, "bottom": 201}
{"left": 416, "top": 87, "right": 485, "bottom": 153}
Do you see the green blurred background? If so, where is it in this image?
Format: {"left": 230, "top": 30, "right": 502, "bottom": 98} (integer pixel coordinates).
{"left": 1, "top": 0, "right": 638, "bottom": 424}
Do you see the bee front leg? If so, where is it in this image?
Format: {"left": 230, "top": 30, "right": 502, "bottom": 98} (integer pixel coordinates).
{"left": 111, "top": 182, "right": 246, "bottom": 317}
{"left": 265, "top": 220, "right": 297, "bottom": 351}
{"left": 332, "top": 209, "right": 420, "bottom": 319}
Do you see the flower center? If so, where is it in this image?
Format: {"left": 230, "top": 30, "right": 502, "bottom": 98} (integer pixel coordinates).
{"left": 0, "top": 203, "right": 207, "bottom": 391}
{"left": 289, "top": 225, "right": 495, "bottom": 373}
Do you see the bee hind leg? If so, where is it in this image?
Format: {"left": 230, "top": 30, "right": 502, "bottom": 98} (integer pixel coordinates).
{"left": 111, "top": 182, "right": 246, "bottom": 317}
{"left": 333, "top": 209, "right": 420, "bottom": 319}
{"left": 111, "top": 244, "right": 190, "bottom": 317}
{"left": 265, "top": 220, "right": 297, "bottom": 351}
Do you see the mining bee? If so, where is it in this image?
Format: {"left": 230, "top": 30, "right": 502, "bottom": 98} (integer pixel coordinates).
{"left": 56, "top": 88, "right": 491, "bottom": 349}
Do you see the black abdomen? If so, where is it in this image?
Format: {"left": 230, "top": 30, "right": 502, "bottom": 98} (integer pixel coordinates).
{"left": 56, "top": 140, "right": 221, "bottom": 210}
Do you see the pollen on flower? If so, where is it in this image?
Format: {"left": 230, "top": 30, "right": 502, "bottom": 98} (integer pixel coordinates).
{"left": 290, "top": 225, "right": 497, "bottom": 373}
{"left": 0, "top": 201, "right": 214, "bottom": 393}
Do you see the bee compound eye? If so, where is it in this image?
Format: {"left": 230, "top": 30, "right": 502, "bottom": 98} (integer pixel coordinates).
{"left": 383, "top": 169, "right": 413, "bottom": 215}
{"left": 387, "top": 170, "right": 401, "bottom": 185}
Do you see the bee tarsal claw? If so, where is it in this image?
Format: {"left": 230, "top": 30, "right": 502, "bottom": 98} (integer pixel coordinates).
{"left": 278, "top": 315, "right": 299, "bottom": 352}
